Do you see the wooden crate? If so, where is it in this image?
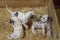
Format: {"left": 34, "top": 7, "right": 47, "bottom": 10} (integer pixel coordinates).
{"left": 0, "top": 0, "right": 60, "bottom": 40}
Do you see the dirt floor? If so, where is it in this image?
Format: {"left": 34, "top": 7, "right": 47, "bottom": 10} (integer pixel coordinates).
{"left": 0, "top": 6, "right": 60, "bottom": 40}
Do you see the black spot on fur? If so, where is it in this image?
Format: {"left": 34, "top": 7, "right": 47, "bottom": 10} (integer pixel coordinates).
{"left": 9, "top": 19, "right": 14, "bottom": 24}
{"left": 15, "top": 12, "right": 18, "bottom": 16}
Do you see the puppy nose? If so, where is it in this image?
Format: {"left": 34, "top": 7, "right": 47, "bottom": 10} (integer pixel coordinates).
{"left": 9, "top": 19, "right": 14, "bottom": 24}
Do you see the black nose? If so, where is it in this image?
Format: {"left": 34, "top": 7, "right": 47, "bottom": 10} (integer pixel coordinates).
{"left": 30, "top": 15, "right": 34, "bottom": 19}
{"left": 9, "top": 19, "right": 14, "bottom": 24}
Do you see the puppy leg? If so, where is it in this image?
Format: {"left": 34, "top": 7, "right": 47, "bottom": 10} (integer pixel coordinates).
{"left": 22, "top": 23, "right": 28, "bottom": 29}
{"left": 31, "top": 25, "right": 37, "bottom": 35}
{"left": 42, "top": 23, "right": 45, "bottom": 36}
{"left": 47, "top": 24, "right": 51, "bottom": 36}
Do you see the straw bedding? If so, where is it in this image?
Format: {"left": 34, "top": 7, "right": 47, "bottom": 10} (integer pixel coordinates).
{"left": 0, "top": 6, "right": 59, "bottom": 40}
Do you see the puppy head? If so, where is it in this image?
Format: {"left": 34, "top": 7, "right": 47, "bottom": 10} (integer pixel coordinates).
{"left": 26, "top": 11, "right": 35, "bottom": 19}
{"left": 9, "top": 12, "right": 19, "bottom": 24}
{"left": 40, "top": 15, "right": 52, "bottom": 22}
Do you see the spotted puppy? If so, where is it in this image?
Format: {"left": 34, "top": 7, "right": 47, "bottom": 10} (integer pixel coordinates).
{"left": 32, "top": 15, "right": 52, "bottom": 36}
{"left": 6, "top": 5, "right": 35, "bottom": 29}
{"left": 7, "top": 12, "right": 24, "bottom": 39}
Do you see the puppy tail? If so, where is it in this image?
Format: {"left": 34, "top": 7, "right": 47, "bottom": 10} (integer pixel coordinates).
{"left": 6, "top": 5, "right": 13, "bottom": 14}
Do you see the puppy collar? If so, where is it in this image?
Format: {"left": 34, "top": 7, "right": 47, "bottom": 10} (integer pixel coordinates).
{"left": 42, "top": 21, "right": 48, "bottom": 23}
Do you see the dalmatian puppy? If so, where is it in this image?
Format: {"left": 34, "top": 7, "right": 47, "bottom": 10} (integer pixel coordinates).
{"left": 7, "top": 12, "right": 24, "bottom": 39}
{"left": 6, "top": 5, "right": 35, "bottom": 29}
{"left": 31, "top": 15, "right": 52, "bottom": 37}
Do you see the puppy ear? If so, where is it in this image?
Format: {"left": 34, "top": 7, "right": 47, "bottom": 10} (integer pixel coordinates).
{"left": 38, "top": 16, "right": 42, "bottom": 21}
{"left": 47, "top": 17, "right": 52, "bottom": 22}
{"left": 15, "top": 12, "right": 18, "bottom": 16}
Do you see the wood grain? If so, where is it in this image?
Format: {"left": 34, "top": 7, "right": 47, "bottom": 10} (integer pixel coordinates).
{"left": 0, "top": 1, "right": 46, "bottom": 8}
{"left": 48, "top": 0, "right": 60, "bottom": 38}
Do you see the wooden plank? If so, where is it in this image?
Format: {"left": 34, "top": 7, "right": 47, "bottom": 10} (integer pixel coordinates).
{"left": 0, "top": 0, "right": 46, "bottom": 1}
{"left": 0, "top": 1, "right": 46, "bottom": 8}
{"left": 48, "top": 0, "right": 60, "bottom": 38}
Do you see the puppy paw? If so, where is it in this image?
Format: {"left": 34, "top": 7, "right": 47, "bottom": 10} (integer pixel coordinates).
{"left": 7, "top": 35, "right": 12, "bottom": 39}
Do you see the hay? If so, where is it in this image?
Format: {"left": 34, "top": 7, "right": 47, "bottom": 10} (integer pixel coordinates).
{"left": 0, "top": 6, "right": 58, "bottom": 40}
